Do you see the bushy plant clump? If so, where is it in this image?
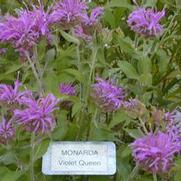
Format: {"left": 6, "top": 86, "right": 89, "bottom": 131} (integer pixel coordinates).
{"left": 0, "top": 0, "right": 180, "bottom": 180}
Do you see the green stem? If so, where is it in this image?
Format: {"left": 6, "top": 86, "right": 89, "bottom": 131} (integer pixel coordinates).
{"left": 76, "top": 44, "right": 81, "bottom": 71}
{"left": 150, "top": 14, "right": 176, "bottom": 60}
{"left": 76, "top": 44, "right": 83, "bottom": 100}
{"left": 128, "top": 165, "right": 139, "bottom": 181}
{"left": 85, "top": 47, "right": 98, "bottom": 141}
{"left": 153, "top": 173, "right": 157, "bottom": 181}
{"left": 89, "top": 47, "right": 98, "bottom": 83}
{"left": 30, "top": 133, "right": 35, "bottom": 181}
{"left": 86, "top": 46, "right": 98, "bottom": 103}
{"left": 139, "top": 118, "right": 149, "bottom": 134}
{"left": 33, "top": 47, "right": 45, "bottom": 94}
{"left": 86, "top": 108, "right": 98, "bottom": 141}
{"left": 93, "top": 108, "right": 98, "bottom": 128}
{"left": 26, "top": 52, "right": 44, "bottom": 94}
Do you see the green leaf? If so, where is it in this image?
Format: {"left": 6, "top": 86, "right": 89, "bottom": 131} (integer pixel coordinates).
{"left": 45, "top": 48, "right": 56, "bottom": 62}
{"left": 139, "top": 73, "right": 152, "bottom": 86}
{"left": 109, "top": 110, "right": 128, "bottom": 128}
{"left": 2, "top": 171, "right": 22, "bottom": 181}
{"left": 118, "top": 61, "right": 139, "bottom": 80}
{"left": 118, "top": 38, "right": 135, "bottom": 55}
{"left": 89, "top": 176, "right": 111, "bottom": 181}
{"left": 52, "top": 125, "right": 68, "bottom": 140}
{"left": 0, "top": 152, "right": 16, "bottom": 165}
{"left": 144, "top": 0, "right": 157, "bottom": 7}
{"left": 37, "top": 38, "right": 47, "bottom": 60}
{"left": 137, "top": 57, "right": 151, "bottom": 74}
{"left": 156, "top": 49, "right": 169, "bottom": 74}
{"left": 174, "top": 156, "right": 181, "bottom": 181}
{"left": 106, "top": 0, "right": 133, "bottom": 10}
{"left": 135, "top": 175, "right": 153, "bottom": 181}
{"left": 34, "top": 139, "right": 50, "bottom": 160}
{"left": 176, "top": 0, "right": 181, "bottom": 9}
{"left": 103, "top": 10, "right": 116, "bottom": 28}
{"left": 44, "top": 70, "right": 59, "bottom": 95}
{"left": 90, "top": 124, "right": 116, "bottom": 141}
{"left": 116, "top": 147, "right": 132, "bottom": 181}
{"left": 120, "top": 146, "right": 132, "bottom": 158}
{"left": 5, "top": 63, "right": 25, "bottom": 75}
{"left": 72, "top": 100, "right": 83, "bottom": 116}
{"left": 64, "top": 122, "right": 78, "bottom": 140}
{"left": 124, "top": 129, "right": 144, "bottom": 139}
{"left": 62, "top": 68, "right": 83, "bottom": 82}
{"left": 0, "top": 167, "right": 22, "bottom": 181}
{"left": 60, "top": 30, "right": 80, "bottom": 44}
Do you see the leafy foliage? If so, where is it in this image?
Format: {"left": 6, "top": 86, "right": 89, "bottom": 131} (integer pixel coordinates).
{"left": 0, "top": 0, "right": 180, "bottom": 181}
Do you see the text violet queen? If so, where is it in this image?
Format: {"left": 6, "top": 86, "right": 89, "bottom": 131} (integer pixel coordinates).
{"left": 59, "top": 149, "right": 101, "bottom": 166}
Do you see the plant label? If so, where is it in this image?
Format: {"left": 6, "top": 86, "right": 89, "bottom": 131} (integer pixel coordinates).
{"left": 42, "top": 141, "right": 116, "bottom": 175}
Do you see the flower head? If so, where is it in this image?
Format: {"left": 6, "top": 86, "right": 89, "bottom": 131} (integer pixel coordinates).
{"left": 74, "top": 25, "right": 92, "bottom": 41}
{"left": 14, "top": 94, "right": 59, "bottom": 134}
{"left": 74, "top": 7, "right": 104, "bottom": 41}
{"left": 122, "top": 98, "right": 143, "bottom": 118}
{"left": 0, "top": 80, "right": 32, "bottom": 106}
{"left": 123, "top": 98, "right": 139, "bottom": 109}
{"left": 127, "top": 8, "right": 165, "bottom": 37}
{"left": 59, "top": 83, "right": 76, "bottom": 109}
{"left": 164, "top": 112, "right": 174, "bottom": 122}
{"left": 0, "top": 7, "right": 50, "bottom": 57}
{"left": 49, "top": 0, "right": 87, "bottom": 29}
{"left": 0, "top": 118, "right": 15, "bottom": 144}
{"left": 173, "top": 110, "right": 181, "bottom": 122}
{"left": 130, "top": 131, "right": 180, "bottom": 174}
{"left": 166, "top": 110, "right": 181, "bottom": 147}
{"left": 59, "top": 83, "right": 76, "bottom": 96}
{"left": 82, "top": 7, "right": 104, "bottom": 26}
{"left": 0, "top": 48, "right": 7, "bottom": 55}
{"left": 91, "top": 77, "right": 125, "bottom": 112}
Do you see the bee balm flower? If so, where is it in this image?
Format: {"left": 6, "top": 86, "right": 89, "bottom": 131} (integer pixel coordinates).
{"left": 91, "top": 77, "right": 125, "bottom": 112}
{"left": 49, "top": 0, "right": 87, "bottom": 29}
{"left": 59, "top": 83, "right": 76, "bottom": 96}
{"left": 127, "top": 8, "right": 165, "bottom": 37}
{"left": 130, "top": 131, "right": 180, "bottom": 174}
{"left": 0, "top": 80, "right": 32, "bottom": 106}
{"left": 164, "top": 112, "right": 174, "bottom": 122}
{"left": 14, "top": 94, "right": 59, "bottom": 134}
{"left": 82, "top": 7, "right": 104, "bottom": 26}
{"left": 59, "top": 83, "right": 77, "bottom": 109}
{"left": 0, "top": 7, "right": 50, "bottom": 57}
{"left": 74, "top": 7, "right": 104, "bottom": 41}
{"left": 0, "top": 118, "right": 15, "bottom": 144}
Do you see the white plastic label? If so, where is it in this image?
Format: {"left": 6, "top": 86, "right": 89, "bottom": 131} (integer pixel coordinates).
{"left": 42, "top": 142, "right": 116, "bottom": 175}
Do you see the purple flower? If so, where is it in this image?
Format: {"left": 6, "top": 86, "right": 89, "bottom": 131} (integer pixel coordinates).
{"left": 74, "top": 7, "right": 104, "bottom": 41}
{"left": 82, "top": 7, "right": 104, "bottom": 26}
{"left": 59, "top": 83, "right": 76, "bottom": 109}
{"left": 0, "top": 80, "right": 32, "bottom": 106}
{"left": 173, "top": 110, "right": 181, "bottom": 121}
{"left": 130, "top": 131, "right": 180, "bottom": 174}
{"left": 127, "top": 8, "right": 165, "bottom": 37}
{"left": 0, "top": 118, "right": 15, "bottom": 144}
{"left": 164, "top": 112, "right": 174, "bottom": 122}
{"left": 49, "top": 0, "right": 87, "bottom": 29}
{"left": 0, "top": 48, "right": 7, "bottom": 55}
{"left": 91, "top": 77, "right": 125, "bottom": 112}
{"left": 123, "top": 98, "right": 139, "bottom": 109}
{"left": 166, "top": 110, "right": 181, "bottom": 147}
{"left": 74, "top": 25, "right": 92, "bottom": 41}
{"left": 14, "top": 94, "right": 59, "bottom": 134}
{"left": 0, "top": 7, "right": 50, "bottom": 57}
{"left": 59, "top": 83, "right": 76, "bottom": 96}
